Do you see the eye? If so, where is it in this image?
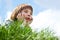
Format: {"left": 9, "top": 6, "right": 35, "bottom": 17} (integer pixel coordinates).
{"left": 24, "top": 10, "right": 28, "bottom": 13}
{"left": 30, "top": 12, "right": 32, "bottom": 15}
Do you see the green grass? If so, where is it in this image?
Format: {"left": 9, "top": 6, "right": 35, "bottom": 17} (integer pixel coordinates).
{"left": 0, "top": 21, "right": 59, "bottom": 40}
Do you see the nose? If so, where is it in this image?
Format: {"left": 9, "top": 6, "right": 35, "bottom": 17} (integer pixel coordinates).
{"left": 28, "top": 15, "right": 30, "bottom": 16}
{"left": 27, "top": 13, "right": 31, "bottom": 16}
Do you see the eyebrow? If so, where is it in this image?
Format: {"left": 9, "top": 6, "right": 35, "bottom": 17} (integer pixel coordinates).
{"left": 26, "top": 9, "right": 32, "bottom": 15}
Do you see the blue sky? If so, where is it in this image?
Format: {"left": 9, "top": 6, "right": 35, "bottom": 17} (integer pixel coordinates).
{"left": 0, "top": 0, "right": 60, "bottom": 36}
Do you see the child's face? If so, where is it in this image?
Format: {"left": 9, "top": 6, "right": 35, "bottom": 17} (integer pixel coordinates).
{"left": 16, "top": 8, "right": 33, "bottom": 24}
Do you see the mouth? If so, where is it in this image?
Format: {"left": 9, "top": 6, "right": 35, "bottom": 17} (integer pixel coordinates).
{"left": 24, "top": 17, "right": 33, "bottom": 24}
{"left": 25, "top": 18, "right": 31, "bottom": 21}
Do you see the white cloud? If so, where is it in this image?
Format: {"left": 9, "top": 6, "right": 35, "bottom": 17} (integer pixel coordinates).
{"left": 30, "top": 9, "right": 60, "bottom": 36}
{"left": 5, "top": 11, "right": 12, "bottom": 20}
{"left": 34, "top": 0, "right": 60, "bottom": 9}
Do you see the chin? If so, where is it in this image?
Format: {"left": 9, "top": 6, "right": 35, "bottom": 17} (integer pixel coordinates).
{"left": 23, "top": 19, "right": 32, "bottom": 25}
{"left": 26, "top": 20, "right": 32, "bottom": 24}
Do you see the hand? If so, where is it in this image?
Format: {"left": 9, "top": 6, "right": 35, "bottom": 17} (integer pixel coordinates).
{"left": 16, "top": 13, "right": 24, "bottom": 21}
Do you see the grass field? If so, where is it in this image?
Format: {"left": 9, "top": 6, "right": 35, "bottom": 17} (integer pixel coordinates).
{"left": 0, "top": 21, "right": 59, "bottom": 40}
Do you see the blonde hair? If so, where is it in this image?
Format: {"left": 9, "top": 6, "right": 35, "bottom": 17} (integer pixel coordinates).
{"left": 11, "top": 4, "right": 33, "bottom": 21}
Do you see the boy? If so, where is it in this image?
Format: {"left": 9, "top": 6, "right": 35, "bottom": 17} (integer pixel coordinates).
{"left": 10, "top": 4, "right": 33, "bottom": 26}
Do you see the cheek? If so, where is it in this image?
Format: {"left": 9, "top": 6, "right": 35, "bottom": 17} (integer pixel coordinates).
{"left": 30, "top": 17, "right": 33, "bottom": 21}
{"left": 30, "top": 16, "right": 33, "bottom": 19}
{"left": 22, "top": 14, "right": 27, "bottom": 17}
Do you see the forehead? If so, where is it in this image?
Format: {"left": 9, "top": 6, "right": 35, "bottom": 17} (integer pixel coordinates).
{"left": 21, "top": 6, "right": 32, "bottom": 11}
{"left": 21, "top": 8, "right": 32, "bottom": 15}
{"left": 22, "top": 8, "right": 31, "bottom": 11}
